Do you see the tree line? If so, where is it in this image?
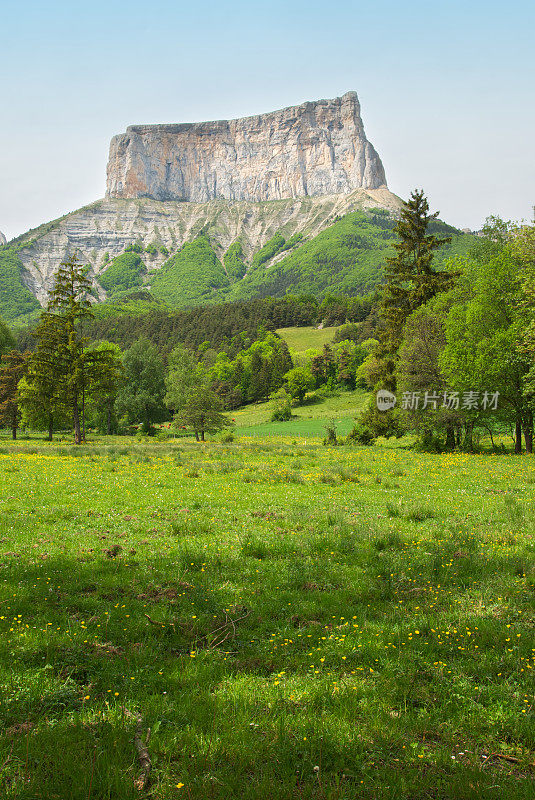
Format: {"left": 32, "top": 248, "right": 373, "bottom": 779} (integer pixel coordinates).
{"left": 2, "top": 191, "right": 534, "bottom": 451}
{"left": 355, "top": 191, "right": 535, "bottom": 452}
{"left": 0, "top": 258, "right": 371, "bottom": 442}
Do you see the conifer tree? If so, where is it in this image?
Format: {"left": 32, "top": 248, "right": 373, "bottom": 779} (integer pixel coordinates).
{"left": 29, "top": 254, "right": 95, "bottom": 443}
{"left": 378, "top": 190, "right": 456, "bottom": 391}
{"left": 0, "top": 351, "right": 28, "bottom": 439}
{"left": 22, "top": 313, "right": 67, "bottom": 440}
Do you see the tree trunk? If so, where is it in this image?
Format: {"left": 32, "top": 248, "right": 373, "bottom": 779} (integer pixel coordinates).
{"left": 107, "top": 399, "right": 112, "bottom": 436}
{"left": 194, "top": 430, "right": 200, "bottom": 442}
{"left": 48, "top": 414, "right": 53, "bottom": 442}
{"left": 464, "top": 421, "right": 474, "bottom": 451}
{"left": 515, "top": 418, "right": 522, "bottom": 454}
{"left": 523, "top": 412, "right": 533, "bottom": 454}
{"left": 445, "top": 424, "right": 455, "bottom": 450}
{"left": 12, "top": 425, "right": 16, "bottom": 440}
{"left": 82, "top": 386, "right": 86, "bottom": 442}
{"left": 200, "top": 430, "right": 205, "bottom": 442}
{"left": 73, "top": 397, "right": 82, "bottom": 445}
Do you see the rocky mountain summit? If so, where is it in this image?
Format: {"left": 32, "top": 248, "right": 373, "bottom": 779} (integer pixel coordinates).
{"left": 3, "top": 92, "right": 425, "bottom": 317}
{"left": 106, "top": 92, "right": 387, "bottom": 202}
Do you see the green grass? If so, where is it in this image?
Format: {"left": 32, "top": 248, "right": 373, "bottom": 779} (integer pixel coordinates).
{"left": 276, "top": 325, "right": 340, "bottom": 354}
{"left": 0, "top": 434, "right": 534, "bottom": 798}
{"left": 232, "top": 389, "right": 367, "bottom": 437}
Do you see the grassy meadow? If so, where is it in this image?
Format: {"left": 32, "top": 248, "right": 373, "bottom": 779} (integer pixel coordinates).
{"left": 275, "top": 326, "right": 341, "bottom": 355}
{"left": 0, "top": 434, "right": 534, "bottom": 799}
{"left": 232, "top": 388, "right": 367, "bottom": 438}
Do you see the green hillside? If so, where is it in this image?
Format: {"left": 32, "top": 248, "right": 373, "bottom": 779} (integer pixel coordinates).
{"left": 276, "top": 325, "right": 340, "bottom": 353}
{"left": 150, "top": 236, "right": 230, "bottom": 306}
{"left": 98, "top": 252, "right": 146, "bottom": 295}
{"left": 2, "top": 205, "right": 476, "bottom": 324}
{"left": 144, "top": 211, "right": 473, "bottom": 310}
{"left": 229, "top": 211, "right": 473, "bottom": 301}
{"left": 0, "top": 247, "right": 40, "bottom": 319}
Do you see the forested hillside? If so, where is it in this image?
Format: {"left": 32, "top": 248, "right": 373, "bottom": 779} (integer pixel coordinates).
{"left": 2, "top": 205, "right": 474, "bottom": 323}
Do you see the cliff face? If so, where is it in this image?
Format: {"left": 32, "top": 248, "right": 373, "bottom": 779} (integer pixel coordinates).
{"left": 106, "top": 92, "right": 386, "bottom": 202}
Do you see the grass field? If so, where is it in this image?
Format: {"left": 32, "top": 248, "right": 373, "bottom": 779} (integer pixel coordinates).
{"left": 232, "top": 389, "right": 367, "bottom": 437}
{"left": 275, "top": 326, "right": 340, "bottom": 354}
{"left": 0, "top": 435, "right": 534, "bottom": 799}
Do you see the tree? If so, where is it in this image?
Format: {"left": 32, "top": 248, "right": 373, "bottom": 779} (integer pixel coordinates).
{"left": 85, "top": 341, "right": 124, "bottom": 434}
{"left": 284, "top": 366, "right": 313, "bottom": 404}
{"left": 33, "top": 254, "right": 95, "bottom": 444}
{"left": 164, "top": 344, "right": 206, "bottom": 413}
{"left": 0, "top": 351, "right": 27, "bottom": 439}
{"left": 0, "top": 317, "right": 15, "bottom": 358}
{"left": 397, "top": 304, "right": 460, "bottom": 449}
{"left": 379, "top": 190, "right": 456, "bottom": 390}
{"left": 270, "top": 388, "right": 293, "bottom": 421}
{"left": 174, "top": 386, "right": 231, "bottom": 441}
{"left": 440, "top": 245, "right": 533, "bottom": 453}
{"left": 116, "top": 338, "right": 167, "bottom": 432}
{"left": 21, "top": 313, "right": 68, "bottom": 440}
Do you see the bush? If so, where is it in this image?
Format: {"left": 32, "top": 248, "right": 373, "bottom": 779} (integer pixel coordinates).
{"left": 323, "top": 419, "right": 338, "bottom": 446}
{"left": 346, "top": 422, "right": 375, "bottom": 445}
{"left": 125, "top": 241, "right": 144, "bottom": 253}
{"left": 270, "top": 388, "right": 293, "bottom": 422}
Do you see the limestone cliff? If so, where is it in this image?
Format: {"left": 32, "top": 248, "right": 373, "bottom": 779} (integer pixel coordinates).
{"left": 0, "top": 232, "right": 6, "bottom": 246}
{"left": 106, "top": 92, "right": 386, "bottom": 202}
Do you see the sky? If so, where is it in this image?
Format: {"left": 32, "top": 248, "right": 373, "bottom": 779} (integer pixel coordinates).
{"left": 1, "top": 0, "right": 534, "bottom": 240}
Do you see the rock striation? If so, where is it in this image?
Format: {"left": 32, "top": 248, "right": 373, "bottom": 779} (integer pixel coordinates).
{"left": 0, "top": 231, "right": 6, "bottom": 246}
{"left": 106, "top": 92, "right": 386, "bottom": 202}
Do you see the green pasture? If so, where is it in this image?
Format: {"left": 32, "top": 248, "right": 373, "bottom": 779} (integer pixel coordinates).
{"left": 275, "top": 326, "right": 340, "bottom": 354}
{"left": 0, "top": 436, "right": 533, "bottom": 798}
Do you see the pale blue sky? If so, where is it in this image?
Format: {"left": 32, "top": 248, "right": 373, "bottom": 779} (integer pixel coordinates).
{"left": 1, "top": 0, "right": 533, "bottom": 239}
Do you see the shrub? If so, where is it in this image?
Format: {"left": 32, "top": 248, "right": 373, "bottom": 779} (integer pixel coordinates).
{"left": 323, "top": 419, "right": 338, "bottom": 446}
{"left": 346, "top": 422, "right": 375, "bottom": 445}
{"left": 270, "top": 388, "right": 293, "bottom": 422}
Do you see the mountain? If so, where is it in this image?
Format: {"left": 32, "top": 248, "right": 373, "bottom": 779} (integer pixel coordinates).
{"left": 106, "top": 91, "right": 386, "bottom": 202}
{"left": 0, "top": 93, "right": 474, "bottom": 321}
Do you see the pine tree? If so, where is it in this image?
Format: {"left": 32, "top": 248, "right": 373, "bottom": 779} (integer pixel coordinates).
{"left": 0, "top": 351, "right": 27, "bottom": 439}
{"left": 378, "top": 190, "right": 456, "bottom": 390}
{"left": 48, "top": 254, "right": 95, "bottom": 443}
{"left": 29, "top": 254, "right": 95, "bottom": 443}
{"left": 23, "top": 313, "right": 67, "bottom": 440}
